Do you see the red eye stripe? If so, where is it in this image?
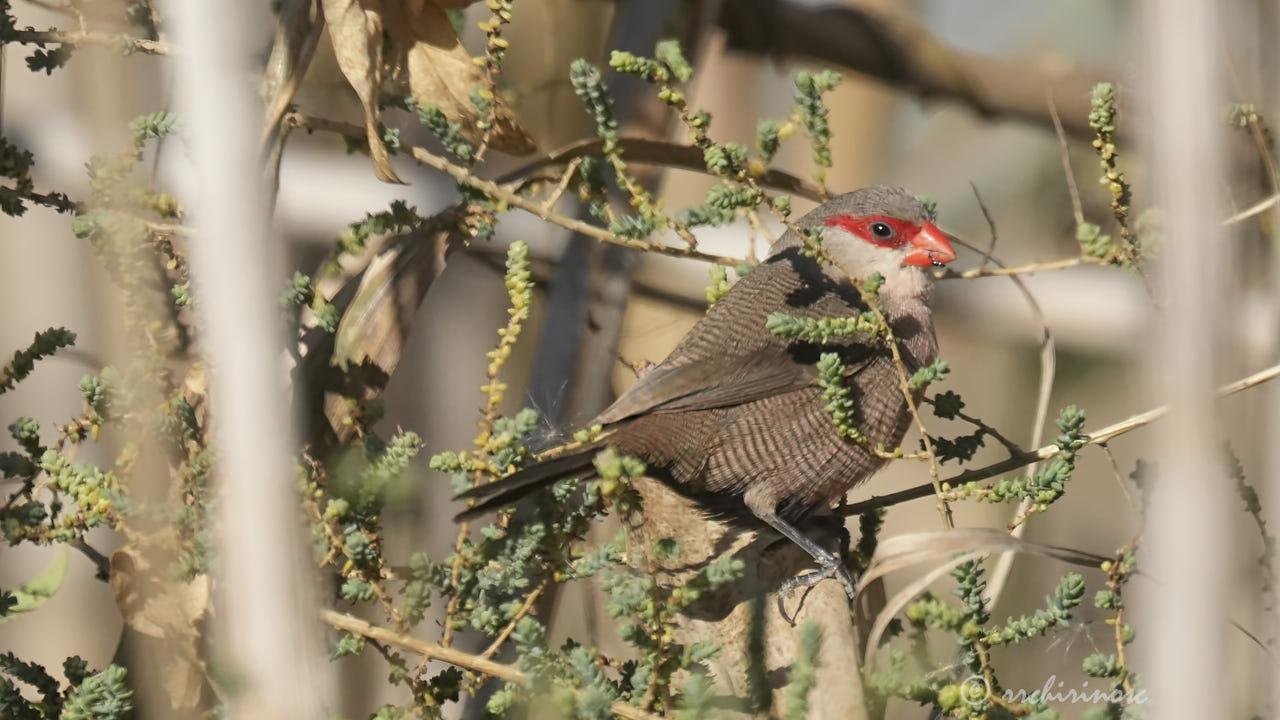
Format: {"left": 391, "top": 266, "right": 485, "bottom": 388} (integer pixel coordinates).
{"left": 823, "top": 214, "right": 920, "bottom": 248}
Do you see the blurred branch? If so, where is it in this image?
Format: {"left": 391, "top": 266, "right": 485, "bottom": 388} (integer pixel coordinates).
{"left": 842, "top": 361, "right": 1280, "bottom": 516}
{"left": 1223, "top": 193, "right": 1279, "bottom": 224}
{"left": 5, "top": 28, "right": 172, "bottom": 55}
{"left": 320, "top": 610, "right": 664, "bottom": 720}
{"left": 718, "top": 0, "right": 1111, "bottom": 140}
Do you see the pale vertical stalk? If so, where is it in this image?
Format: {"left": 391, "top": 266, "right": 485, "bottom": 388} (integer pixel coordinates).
{"left": 1139, "top": 0, "right": 1231, "bottom": 718}
{"left": 163, "top": 3, "right": 327, "bottom": 718}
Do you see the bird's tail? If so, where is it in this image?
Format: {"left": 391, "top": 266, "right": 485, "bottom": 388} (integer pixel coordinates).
{"left": 452, "top": 442, "right": 604, "bottom": 522}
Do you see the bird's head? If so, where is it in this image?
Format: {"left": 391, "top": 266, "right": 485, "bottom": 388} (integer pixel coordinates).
{"left": 793, "top": 185, "right": 957, "bottom": 291}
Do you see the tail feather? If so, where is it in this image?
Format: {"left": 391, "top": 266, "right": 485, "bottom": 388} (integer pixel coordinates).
{"left": 452, "top": 444, "right": 601, "bottom": 521}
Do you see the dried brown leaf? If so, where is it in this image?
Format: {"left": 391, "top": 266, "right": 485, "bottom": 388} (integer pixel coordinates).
{"left": 321, "top": 0, "right": 405, "bottom": 183}
{"left": 110, "top": 541, "right": 211, "bottom": 709}
{"left": 320, "top": 226, "right": 456, "bottom": 441}
{"left": 382, "top": 0, "right": 535, "bottom": 154}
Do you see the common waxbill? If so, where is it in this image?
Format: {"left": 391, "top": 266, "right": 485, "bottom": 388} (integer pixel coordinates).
{"left": 455, "top": 185, "right": 956, "bottom": 596}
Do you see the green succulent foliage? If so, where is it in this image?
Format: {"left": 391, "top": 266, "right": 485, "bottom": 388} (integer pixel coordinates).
{"left": 128, "top": 110, "right": 179, "bottom": 141}
{"left": 677, "top": 184, "right": 761, "bottom": 228}
{"left": 0, "top": 652, "right": 131, "bottom": 720}
{"left": 170, "top": 281, "right": 192, "bottom": 308}
{"left": 280, "top": 271, "right": 338, "bottom": 333}
{"left": 784, "top": 623, "right": 823, "bottom": 720}
{"left": 416, "top": 103, "right": 475, "bottom": 164}
{"left": 609, "top": 50, "right": 670, "bottom": 83}
{"left": 336, "top": 200, "right": 421, "bottom": 256}
{"left": 1082, "top": 653, "right": 1121, "bottom": 678}
{"left": 766, "top": 311, "right": 879, "bottom": 344}
{"left": 1076, "top": 222, "right": 1113, "bottom": 260}
{"left": 1, "top": 327, "right": 76, "bottom": 394}
{"left": 861, "top": 271, "right": 885, "bottom": 297}
{"left": 608, "top": 212, "right": 661, "bottom": 240}
{"left": 570, "top": 59, "right": 619, "bottom": 154}
{"left": 705, "top": 264, "right": 732, "bottom": 306}
{"left": 654, "top": 39, "right": 693, "bottom": 83}
{"left": 674, "top": 671, "right": 714, "bottom": 720}
{"left": 908, "top": 359, "right": 950, "bottom": 392}
{"left": 793, "top": 69, "right": 841, "bottom": 169}
{"left": 702, "top": 142, "right": 748, "bottom": 177}
{"left": 815, "top": 352, "right": 870, "bottom": 445}
{"left": 330, "top": 430, "right": 423, "bottom": 523}
{"left": 984, "top": 573, "right": 1085, "bottom": 646}
{"left": 9, "top": 417, "right": 42, "bottom": 457}
{"left": 60, "top": 665, "right": 133, "bottom": 720}
{"left": 756, "top": 119, "right": 782, "bottom": 161}
{"left": 950, "top": 405, "right": 1087, "bottom": 510}
{"left": 0, "top": 652, "right": 60, "bottom": 709}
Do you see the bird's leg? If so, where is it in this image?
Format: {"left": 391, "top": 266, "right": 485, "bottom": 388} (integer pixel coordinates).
{"left": 752, "top": 509, "right": 856, "bottom": 601}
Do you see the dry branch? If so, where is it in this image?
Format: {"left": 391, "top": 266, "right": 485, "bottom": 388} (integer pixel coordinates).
{"left": 320, "top": 610, "right": 665, "bottom": 720}
{"left": 841, "top": 361, "right": 1280, "bottom": 516}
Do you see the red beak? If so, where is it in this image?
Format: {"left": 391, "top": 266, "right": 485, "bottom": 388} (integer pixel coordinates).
{"left": 902, "top": 221, "right": 957, "bottom": 267}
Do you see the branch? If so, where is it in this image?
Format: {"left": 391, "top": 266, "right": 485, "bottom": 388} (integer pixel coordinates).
{"left": 320, "top": 610, "right": 663, "bottom": 720}
{"left": 718, "top": 0, "right": 1112, "bottom": 140}
{"left": 5, "top": 28, "right": 172, "bottom": 55}
{"left": 504, "top": 136, "right": 827, "bottom": 201}
{"left": 934, "top": 255, "right": 1101, "bottom": 280}
{"left": 841, "top": 361, "right": 1280, "bottom": 516}
{"left": 0, "top": 185, "right": 80, "bottom": 214}
{"left": 283, "top": 112, "right": 744, "bottom": 267}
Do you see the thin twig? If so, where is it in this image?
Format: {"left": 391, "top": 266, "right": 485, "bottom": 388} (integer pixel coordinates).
{"left": 969, "top": 181, "right": 998, "bottom": 270}
{"left": 283, "top": 113, "right": 743, "bottom": 268}
{"left": 934, "top": 255, "right": 1100, "bottom": 279}
{"left": 1049, "top": 94, "right": 1086, "bottom": 226}
{"left": 1222, "top": 193, "right": 1279, "bottom": 225}
{"left": 478, "top": 580, "right": 547, "bottom": 662}
{"left": 920, "top": 396, "right": 1024, "bottom": 456}
{"left": 841, "top": 361, "right": 1280, "bottom": 516}
{"left": 321, "top": 610, "right": 664, "bottom": 720}
{"left": 540, "top": 158, "right": 583, "bottom": 215}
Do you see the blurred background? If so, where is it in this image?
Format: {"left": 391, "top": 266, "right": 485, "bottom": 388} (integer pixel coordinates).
{"left": 1, "top": 0, "right": 1276, "bottom": 717}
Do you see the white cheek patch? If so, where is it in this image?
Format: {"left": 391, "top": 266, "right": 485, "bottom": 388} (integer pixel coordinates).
{"left": 822, "top": 226, "right": 929, "bottom": 309}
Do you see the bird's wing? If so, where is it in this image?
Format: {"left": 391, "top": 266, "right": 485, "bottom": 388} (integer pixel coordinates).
{"left": 595, "top": 248, "right": 876, "bottom": 425}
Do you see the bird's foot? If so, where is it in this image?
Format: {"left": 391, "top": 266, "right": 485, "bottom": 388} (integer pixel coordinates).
{"left": 778, "top": 551, "right": 857, "bottom": 601}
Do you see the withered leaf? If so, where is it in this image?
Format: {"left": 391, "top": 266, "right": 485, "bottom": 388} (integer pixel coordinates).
{"left": 321, "top": 0, "right": 406, "bottom": 183}
{"left": 110, "top": 542, "right": 211, "bottom": 709}
{"left": 382, "top": 0, "right": 535, "bottom": 155}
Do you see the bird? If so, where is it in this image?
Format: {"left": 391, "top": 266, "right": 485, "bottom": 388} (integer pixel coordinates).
{"left": 454, "top": 185, "right": 956, "bottom": 597}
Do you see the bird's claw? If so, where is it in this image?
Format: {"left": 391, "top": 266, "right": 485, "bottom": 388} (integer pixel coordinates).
{"left": 778, "top": 551, "right": 857, "bottom": 601}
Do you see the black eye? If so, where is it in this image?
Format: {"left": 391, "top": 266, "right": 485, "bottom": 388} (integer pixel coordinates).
{"left": 870, "top": 221, "right": 894, "bottom": 240}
